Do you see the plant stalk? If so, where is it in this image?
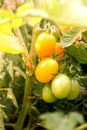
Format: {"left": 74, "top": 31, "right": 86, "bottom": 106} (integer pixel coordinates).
{"left": 14, "top": 75, "right": 33, "bottom": 130}
{"left": 14, "top": 26, "right": 40, "bottom": 130}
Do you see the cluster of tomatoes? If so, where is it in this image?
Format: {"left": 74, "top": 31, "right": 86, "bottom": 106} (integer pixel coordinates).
{"left": 34, "top": 32, "right": 80, "bottom": 103}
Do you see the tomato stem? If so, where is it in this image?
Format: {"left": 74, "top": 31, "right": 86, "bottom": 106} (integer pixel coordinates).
{"left": 14, "top": 75, "right": 33, "bottom": 130}
{"left": 14, "top": 26, "right": 40, "bottom": 130}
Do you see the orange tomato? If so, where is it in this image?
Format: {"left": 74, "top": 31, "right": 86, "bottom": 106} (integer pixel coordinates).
{"left": 35, "top": 58, "right": 58, "bottom": 83}
{"left": 35, "top": 32, "right": 56, "bottom": 58}
{"left": 55, "top": 42, "right": 64, "bottom": 59}
{"left": 62, "top": 27, "right": 70, "bottom": 32}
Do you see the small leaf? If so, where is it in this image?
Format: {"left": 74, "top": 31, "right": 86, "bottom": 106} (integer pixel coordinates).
{"left": 14, "top": 66, "right": 26, "bottom": 79}
{"left": 79, "top": 76, "right": 87, "bottom": 87}
{"left": 7, "top": 88, "right": 18, "bottom": 108}
{"left": 32, "top": 83, "right": 44, "bottom": 97}
{"left": 11, "top": 18, "right": 24, "bottom": 29}
{"left": 0, "top": 90, "right": 17, "bottom": 120}
{"left": 0, "top": 19, "right": 12, "bottom": 34}
{"left": 69, "top": 112, "right": 84, "bottom": 124}
{"left": 42, "top": 0, "right": 70, "bottom": 18}
{"left": 0, "top": 107, "right": 7, "bottom": 119}
{"left": 82, "top": 31, "right": 87, "bottom": 42}
{"left": 0, "top": 9, "right": 14, "bottom": 20}
{"left": 16, "top": 3, "right": 47, "bottom": 18}
{"left": 66, "top": 42, "right": 87, "bottom": 64}
{"left": 0, "top": 32, "right": 25, "bottom": 54}
{"left": 0, "top": 107, "right": 7, "bottom": 130}
{"left": 16, "top": 3, "right": 34, "bottom": 17}
{"left": 61, "top": 27, "right": 81, "bottom": 47}
{"left": 0, "top": 53, "right": 4, "bottom": 73}
{"left": 27, "top": 16, "right": 42, "bottom": 27}
{"left": 7, "top": 60, "right": 14, "bottom": 79}
{"left": 40, "top": 112, "right": 64, "bottom": 130}
{"left": 40, "top": 111, "right": 84, "bottom": 130}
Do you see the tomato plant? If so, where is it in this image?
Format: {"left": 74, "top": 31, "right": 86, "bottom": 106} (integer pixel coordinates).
{"left": 35, "top": 32, "right": 56, "bottom": 58}
{"left": 0, "top": 1, "right": 87, "bottom": 130}
{"left": 66, "top": 78, "right": 80, "bottom": 100}
{"left": 35, "top": 58, "right": 58, "bottom": 83}
{"left": 42, "top": 83, "right": 57, "bottom": 103}
{"left": 51, "top": 73, "right": 71, "bottom": 99}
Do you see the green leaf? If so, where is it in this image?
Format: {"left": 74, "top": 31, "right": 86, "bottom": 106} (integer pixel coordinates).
{"left": 5, "top": 54, "right": 24, "bottom": 67}
{"left": 79, "top": 76, "right": 87, "bottom": 88}
{"left": 0, "top": 107, "right": 7, "bottom": 119}
{"left": 0, "top": 19, "right": 12, "bottom": 34}
{"left": 0, "top": 107, "right": 7, "bottom": 130}
{"left": 0, "top": 0, "right": 5, "bottom": 8}
{"left": 27, "top": 17, "right": 42, "bottom": 27}
{"left": 0, "top": 9, "right": 14, "bottom": 20}
{"left": 7, "top": 60, "right": 14, "bottom": 79}
{"left": 32, "top": 83, "right": 44, "bottom": 97}
{"left": 7, "top": 88, "right": 18, "bottom": 108}
{"left": 16, "top": 3, "right": 34, "bottom": 17}
{"left": 42, "top": 0, "right": 87, "bottom": 27}
{"left": 61, "top": 27, "right": 81, "bottom": 47}
{"left": 0, "top": 90, "right": 17, "bottom": 120}
{"left": 66, "top": 42, "right": 87, "bottom": 64}
{"left": 40, "top": 111, "right": 84, "bottom": 130}
{"left": 16, "top": 3, "right": 47, "bottom": 18}
{"left": 0, "top": 32, "right": 25, "bottom": 54}
{"left": 11, "top": 18, "right": 24, "bottom": 29}
{"left": 42, "top": 0, "right": 70, "bottom": 18}
{"left": 0, "top": 53, "right": 4, "bottom": 73}
{"left": 82, "top": 31, "right": 87, "bottom": 42}
{"left": 0, "top": 9, "right": 24, "bottom": 31}
{"left": 14, "top": 66, "right": 26, "bottom": 79}
{"left": 69, "top": 112, "right": 84, "bottom": 124}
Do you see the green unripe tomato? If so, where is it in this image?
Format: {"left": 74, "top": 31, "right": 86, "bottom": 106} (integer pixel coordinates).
{"left": 67, "top": 78, "right": 80, "bottom": 100}
{"left": 51, "top": 73, "right": 71, "bottom": 99}
{"left": 42, "top": 83, "right": 57, "bottom": 103}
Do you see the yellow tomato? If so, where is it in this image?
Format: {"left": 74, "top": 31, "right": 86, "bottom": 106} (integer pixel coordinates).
{"left": 35, "top": 32, "right": 56, "bottom": 58}
{"left": 35, "top": 58, "right": 58, "bottom": 83}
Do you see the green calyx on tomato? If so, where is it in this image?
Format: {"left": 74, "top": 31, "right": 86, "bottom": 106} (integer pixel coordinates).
{"left": 51, "top": 73, "right": 71, "bottom": 99}
{"left": 66, "top": 78, "right": 80, "bottom": 100}
{"left": 42, "top": 83, "right": 57, "bottom": 103}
